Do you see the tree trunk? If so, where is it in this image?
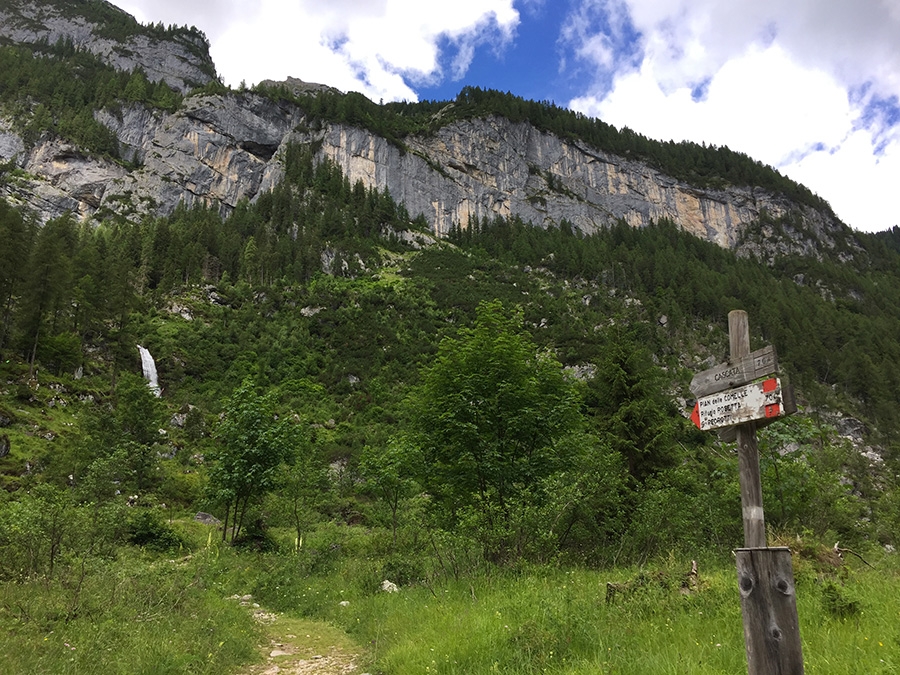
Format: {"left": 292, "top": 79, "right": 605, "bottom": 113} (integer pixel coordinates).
{"left": 221, "top": 501, "right": 230, "bottom": 543}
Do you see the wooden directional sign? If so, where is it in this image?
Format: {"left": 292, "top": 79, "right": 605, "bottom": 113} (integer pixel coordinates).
{"left": 717, "top": 381, "right": 797, "bottom": 442}
{"left": 690, "top": 345, "right": 777, "bottom": 398}
{"left": 690, "top": 377, "right": 786, "bottom": 431}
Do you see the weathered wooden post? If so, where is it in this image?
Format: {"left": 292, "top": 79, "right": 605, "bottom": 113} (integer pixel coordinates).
{"left": 690, "top": 310, "right": 804, "bottom": 674}
{"left": 729, "top": 310, "right": 767, "bottom": 548}
{"left": 736, "top": 547, "right": 803, "bottom": 673}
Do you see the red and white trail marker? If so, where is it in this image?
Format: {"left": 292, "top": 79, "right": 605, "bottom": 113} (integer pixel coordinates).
{"left": 690, "top": 377, "right": 785, "bottom": 431}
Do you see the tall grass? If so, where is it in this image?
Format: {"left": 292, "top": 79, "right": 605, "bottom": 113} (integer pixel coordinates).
{"left": 2, "top": 519, "right": 899, "bottom": 674}
{"left": 0, "top": 548, "right": 262, "bottom": 675}
{"left": 308, "top": 547, "right": 900, "bottom": 674}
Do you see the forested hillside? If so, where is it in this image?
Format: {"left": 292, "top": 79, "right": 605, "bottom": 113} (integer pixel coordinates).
{"left": 3, "top": 138, "right": 899, "bottom": 550}
{"left": 2, "top": 4, "right": 900, "bottom": 672}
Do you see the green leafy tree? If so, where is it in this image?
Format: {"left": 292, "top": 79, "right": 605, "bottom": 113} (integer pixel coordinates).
{"left": 271, "top": 420, "right": 325, "bottom": 551}
{"left": 410, "top": 300, "right": 582, "bottom": 561}
{"left": 208, "top": 378, "right": 300, "bottom": 543}
{"left": 41, "top": 373, "right": 164, "bottom": 493}
{"left": 0, "top": 484, "right": 76, "bottom": 579}
{"left": 360, "top": 437, "right": 420, "bottom": 545}
{"left": 758, "top": 415, "right": 865, "bottom": 539}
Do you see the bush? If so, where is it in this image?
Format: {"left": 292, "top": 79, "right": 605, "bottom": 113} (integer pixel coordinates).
{"left": 232, "top": 516, "right": 278, "bottom": 552}
{"left": 127, "top": 509, "right": 184, "bottom": 552}
{"left": 821, "top": 579, "right": 861, "bottom": 618}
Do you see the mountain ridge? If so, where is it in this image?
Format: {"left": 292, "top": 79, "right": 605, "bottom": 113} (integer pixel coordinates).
{"left": 0, "top": 0, "right": 216, "bottom": 92}
{"left": 0, "top": 0, "right": 860, "bottom": 261}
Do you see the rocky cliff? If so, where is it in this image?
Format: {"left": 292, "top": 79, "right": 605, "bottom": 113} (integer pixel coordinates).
{"left": 0, "top": 0, "right": 854, "bottom": 257}
{"left": 0, "top": 0, "right": 215, "bottom": 93}
{"left": 0, "top": 89, "right": 853, "bottom": 256}
{"left": 313, "top": 116, "right": 853, "bottom": 254}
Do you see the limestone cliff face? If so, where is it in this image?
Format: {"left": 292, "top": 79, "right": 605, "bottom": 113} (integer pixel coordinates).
{"left": 0, "top": 1, "right": 855, "bottom": 257}
{"left": 314, "top": 117, "right": 816, "bottom": 249}
{"left": 0, "top": 90, "right": 852, "bottom": 256}
{"left": 286, "top": 112, "right": 851, "bottom": 256}
{"left": 0, "top": 0, "right": 215, "bottom": 93}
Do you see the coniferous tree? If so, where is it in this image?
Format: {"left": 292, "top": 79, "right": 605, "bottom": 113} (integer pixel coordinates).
{"left": 0, "top": 201, "right": 34, "bottom": 354}
{"left": 19, "top": 214, "right": 77, "bottom": 376}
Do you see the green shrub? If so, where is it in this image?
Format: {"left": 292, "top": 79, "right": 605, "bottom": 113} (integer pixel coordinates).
{"left": 821, "top": 579, "right": 861, "bottom": 618}
{"left": 127, "top": 509, "right": 184, "bottom": 552}
{"left": 232, "top": 516, "right": 279, "bottom": 552}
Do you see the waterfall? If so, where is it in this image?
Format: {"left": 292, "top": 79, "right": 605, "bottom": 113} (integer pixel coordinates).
{"left": 137, "top": 345, "right": 161, "bottom": 397}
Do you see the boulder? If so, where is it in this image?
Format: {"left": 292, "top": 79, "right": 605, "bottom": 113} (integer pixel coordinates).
{"left": 194, "top": 512, "right": 221, "bottom": 526}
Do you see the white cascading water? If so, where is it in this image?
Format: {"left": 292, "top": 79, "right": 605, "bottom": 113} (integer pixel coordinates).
{"left": 137, "top": 345, "right": 161, "bottom": 397}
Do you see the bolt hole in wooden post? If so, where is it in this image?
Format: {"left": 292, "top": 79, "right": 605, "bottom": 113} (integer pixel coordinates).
{"left": 735, "top": 548, "right": 803, "bottom": 673}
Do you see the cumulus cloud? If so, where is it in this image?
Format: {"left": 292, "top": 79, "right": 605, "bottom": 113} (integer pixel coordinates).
{"left": 113, "top": 0, "right": 519, "bottom": 101}
{"left": 564, "top": 0, "right": 900, "bottom": 230}
{"left": 573, "top": 45, "right": 854, "bottom": 165}
{"left": 618, "top": 0, "right": 900, "bottom": 96}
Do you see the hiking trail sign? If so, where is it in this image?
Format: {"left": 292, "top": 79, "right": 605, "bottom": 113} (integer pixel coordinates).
{"left": 690, "top": 345, "right": 777, "bottom": 398}
{"left": 690, "top": 377, "right": 785, "bottom": 431}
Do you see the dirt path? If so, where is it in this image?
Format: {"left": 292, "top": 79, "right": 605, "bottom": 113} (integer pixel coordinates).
{"left": 234, "top": 598, "right": 366, "bottom": 675}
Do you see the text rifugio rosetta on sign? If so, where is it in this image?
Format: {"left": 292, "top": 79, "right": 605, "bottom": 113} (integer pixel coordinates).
{"left": 690, "top": 377, "right": 784, "bottom": 431}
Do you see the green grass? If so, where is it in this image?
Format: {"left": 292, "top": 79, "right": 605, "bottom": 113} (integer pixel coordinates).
{"left": 317, "top": 549, "right": 900, "bottom": 674}
{"left": 0, "top": 548, "right": 263, "bottom": 675}
{"left": 334, "top": 562, "right": 744, "bottom": 674}
{"left": 2, "top": 517, "right": 900, "bottom": 674}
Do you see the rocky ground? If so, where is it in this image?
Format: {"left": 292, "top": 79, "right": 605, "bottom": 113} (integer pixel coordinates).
{"left": 231, "top": 595, "right": 364, "bottom": 675}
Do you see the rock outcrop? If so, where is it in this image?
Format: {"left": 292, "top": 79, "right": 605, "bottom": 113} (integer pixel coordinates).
{"left": 0, "top": 89, "right": 854, "bottom": 256}
{"left": 0, "top": 0, "right": 216, "bottom": 93}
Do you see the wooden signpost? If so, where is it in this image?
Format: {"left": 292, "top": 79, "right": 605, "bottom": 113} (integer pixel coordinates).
{"left": 690, "top": 311, "right": 804, "bottom": 675}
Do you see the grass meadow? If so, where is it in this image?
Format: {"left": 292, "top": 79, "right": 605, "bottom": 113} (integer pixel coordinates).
{"left": 1, "top": 521, "right": 899, "bottom": 674}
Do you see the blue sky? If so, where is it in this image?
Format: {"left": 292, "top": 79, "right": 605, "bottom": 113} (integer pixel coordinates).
{"left": 111, "top": 0, "right": 900, "bottom": 233}
{"left": 415, "top": 2, "right": 592, "bottom": 105}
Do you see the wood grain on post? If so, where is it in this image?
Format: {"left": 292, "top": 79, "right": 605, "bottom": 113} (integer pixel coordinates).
{"left": 729, "top": 310, "right": 766, "bottom": 548}
{"left": 736, "top": 548, "right": 805, "bottom": 674}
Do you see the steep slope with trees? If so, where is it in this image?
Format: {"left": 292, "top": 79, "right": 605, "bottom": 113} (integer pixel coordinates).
{"left": 2, "top": 4, "right": 900, "bottom": 673}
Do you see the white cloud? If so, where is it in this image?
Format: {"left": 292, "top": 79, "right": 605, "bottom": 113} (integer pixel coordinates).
{"left": 113, "top": 0, "right": 519, "bottom": 101}
{"left": 619, "top": 0, "right": 900, "bottom": 97}
{"left": 112, "top": 0, "right": 250, "bottom": 40}
{"left": 574, "top": 45, "right": 853, "bottom": 165}
{"left": 787, "top": 130, "right": 900, "bottom": 230}
{"left": 564, "top": 0, "right": 900, "bottom": 231}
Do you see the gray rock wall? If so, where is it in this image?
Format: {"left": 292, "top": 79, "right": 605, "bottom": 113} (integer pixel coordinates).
{"left": 314, "top": 116, "right": 848, "bottom": 253}
{"left": 0, "top": 90, "right": 851, "bottom": 256}
{"left": 0, "top": 0, "right": 215, "bottom": 93}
